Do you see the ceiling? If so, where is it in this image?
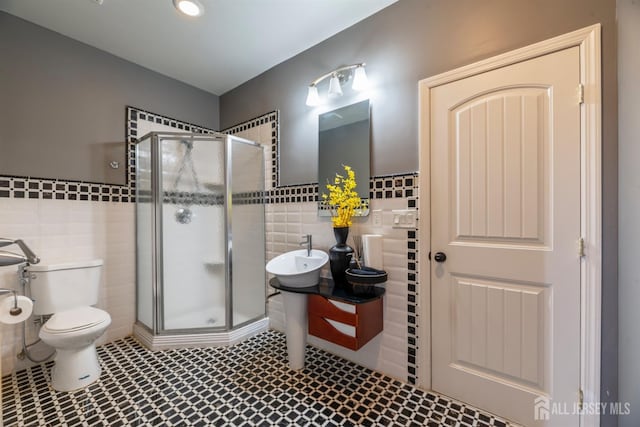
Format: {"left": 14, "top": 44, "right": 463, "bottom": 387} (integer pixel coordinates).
{"left": 0, "top": 0, "right": 397, "bottom": 95}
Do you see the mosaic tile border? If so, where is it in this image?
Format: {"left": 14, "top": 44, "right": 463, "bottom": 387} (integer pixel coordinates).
{"left": 0, "top": 172, "right": 416, "bottom": 205}
{"left": 267, "top": 182, "right": 319, "bottom": 204}
{"left": 407, "top": 228, "right": 419, "bottom": 385}
{"left": 160, "top": 173, "right": 420, "bottom": 207}
{"left": 164, "top": 192, "right": 225, "bottom": 206}
{"left": 0, "top": 175, "right": 132, "bottom": 203}
{"left": 370, "top": 173, "right": 418, "bottom": 201}
{"left": 265, "top": 172, "right": 418, "bottom": 204}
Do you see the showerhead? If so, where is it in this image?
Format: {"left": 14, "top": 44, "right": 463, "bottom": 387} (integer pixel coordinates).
{"left": 175, "top": 208, "right": 193, "bottom": 224}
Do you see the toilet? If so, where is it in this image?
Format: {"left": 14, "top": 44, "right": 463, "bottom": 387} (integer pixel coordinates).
{"left": 26, "top": 259, "right": 111, "bottom": 391}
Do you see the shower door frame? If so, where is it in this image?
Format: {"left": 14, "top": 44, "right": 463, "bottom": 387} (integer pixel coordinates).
{"left": 137, "top": 131, "right": 266, "bottom": 337}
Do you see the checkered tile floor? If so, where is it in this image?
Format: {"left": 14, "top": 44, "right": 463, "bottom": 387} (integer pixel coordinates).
{"left": 2, "top": 330, "right": 512, "bottom": 426}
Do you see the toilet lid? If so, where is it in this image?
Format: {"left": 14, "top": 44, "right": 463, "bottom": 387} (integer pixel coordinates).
{"left": 44, "top": 307, "right": 110, "bottom": 333}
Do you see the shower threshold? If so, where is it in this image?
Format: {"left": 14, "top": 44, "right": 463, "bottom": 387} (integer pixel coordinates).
{"left": 133, "top": 317, "right": 269, "bottom": 351}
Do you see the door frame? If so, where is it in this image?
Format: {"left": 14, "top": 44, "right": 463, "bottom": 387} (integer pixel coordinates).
{"left": 417, "top": 25, "right": 602, "bottom": 426}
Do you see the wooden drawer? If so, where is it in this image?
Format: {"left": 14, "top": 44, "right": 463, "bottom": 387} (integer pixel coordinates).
{"left": 308, "top": 294, "right": 383, "bottom": 351}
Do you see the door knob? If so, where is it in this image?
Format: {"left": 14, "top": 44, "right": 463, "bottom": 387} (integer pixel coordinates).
{"left": 433, "top": 252, "right": 447, "bottom": 263}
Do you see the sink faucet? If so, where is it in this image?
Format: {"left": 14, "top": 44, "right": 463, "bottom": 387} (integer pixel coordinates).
{"left": 299, "top": 234, "right": 312, "bottom": 256}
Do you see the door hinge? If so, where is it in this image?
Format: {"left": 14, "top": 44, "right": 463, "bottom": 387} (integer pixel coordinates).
{"left": 578, "top": 237, "right": 585, "bottom": 257}
{"left": 579, "top": 388, "right": 584, "bottom": 411}
{"left": 578, "top": 84, "right": 585, "bottom": 104}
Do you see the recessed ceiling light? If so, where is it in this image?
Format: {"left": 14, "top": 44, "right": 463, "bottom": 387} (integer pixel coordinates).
{"left": 173, "top": 0, "right": 204, "bottom": 17}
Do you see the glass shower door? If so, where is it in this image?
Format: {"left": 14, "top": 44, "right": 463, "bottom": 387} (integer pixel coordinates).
{"left": 159, "top": 135, "right": 227, "bottom": 331}
{"left": 135, "top": 135, "right": 154, "bottom": 330}
{"left": 229, "top": 137, "right": 266, "bottom": 327}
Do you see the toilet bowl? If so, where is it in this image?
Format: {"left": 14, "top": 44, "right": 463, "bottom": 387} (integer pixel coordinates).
{"left": 26, "top": 260, "right": 111, "bottom": 392}
{"left": 39, "top": 306, "right": 111, "bottom": 391}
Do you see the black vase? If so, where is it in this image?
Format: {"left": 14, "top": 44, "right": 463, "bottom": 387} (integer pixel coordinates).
{"left": 329, "top": 227, "right": 354, "bottom": 288}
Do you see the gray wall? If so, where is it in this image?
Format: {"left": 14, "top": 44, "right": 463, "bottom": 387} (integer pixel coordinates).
{"left": 0, "top": 12, "right": 220, "bottom": 185}
{"left": 221, "top": 0, "right": 616, "bottom": 185}
{"left": 618, "top": 1, "right": 639, "bottom": 426}
{"left": 221, "top": 0, "right": 619, "bottom": 423}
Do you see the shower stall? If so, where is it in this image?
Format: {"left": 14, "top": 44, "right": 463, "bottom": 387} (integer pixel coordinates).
{"left": 133, "top": 132, "right": 267, "bottom": 350}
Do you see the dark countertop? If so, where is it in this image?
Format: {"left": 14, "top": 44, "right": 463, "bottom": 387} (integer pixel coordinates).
{"left": 269, "top": 277, "right": 385, "bottom": 304}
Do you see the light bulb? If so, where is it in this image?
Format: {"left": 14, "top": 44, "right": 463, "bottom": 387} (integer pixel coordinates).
{"left": 306, "top": 86, "right": 320, "bottom": 106}
{"left": 352, "top": 66, "right": 368, "bottom": 91}
{"left": 328, "top": 74, "right": 343, "bottom": 98}
{"left": 173, "top": 0, "right": 204, "bottom": 17}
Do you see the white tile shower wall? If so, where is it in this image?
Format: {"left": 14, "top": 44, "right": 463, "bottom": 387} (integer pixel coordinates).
{"left": 0, "top": 198, "right": 135, "bottom": 376}
{"left": 162, "top": 204, "right": 226, "bottom": 329}
{"left": 265, "top": 198, "right": 411, "bottom": 382}
{"left": 230, "top": 121, "right": 275, "bottom": 189}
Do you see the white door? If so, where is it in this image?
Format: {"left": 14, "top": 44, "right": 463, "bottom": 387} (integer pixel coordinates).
{"left": 431, "top": 47, "right": 581, "bottom": 426}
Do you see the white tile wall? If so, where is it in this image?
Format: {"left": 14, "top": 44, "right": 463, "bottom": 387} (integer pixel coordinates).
{"left": 0, "top": 195, "right": 413, "bottom": 381}
{"left": 231, "top": 121, "right": 275, "bottom": 189}
{"left": 0, "top": 198, "right": 135, "bottom": 375}
{"left": 265, "top": 198, "right": 411, "bottom": 382}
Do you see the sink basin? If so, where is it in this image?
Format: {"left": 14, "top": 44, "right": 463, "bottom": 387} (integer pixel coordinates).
{"left": 266, "top": 249, "right": 328, "bottom": 288}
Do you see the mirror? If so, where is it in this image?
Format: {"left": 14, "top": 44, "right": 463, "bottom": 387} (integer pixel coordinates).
{"left": 318, "top": 99, "right": 370, "bottom": 216}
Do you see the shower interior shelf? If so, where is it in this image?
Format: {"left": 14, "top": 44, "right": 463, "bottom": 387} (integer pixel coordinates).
{"left": 205, "top": 261, "right": 225, "bottom": 267}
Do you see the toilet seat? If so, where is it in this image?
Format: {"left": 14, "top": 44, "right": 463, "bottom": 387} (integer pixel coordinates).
{"left": 42, "top": 306, "right": 110, "bottom": 334}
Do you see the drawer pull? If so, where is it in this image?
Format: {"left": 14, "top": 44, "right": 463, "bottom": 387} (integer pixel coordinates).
{"left": 326, "top": 318, "right": 356, "bottom": 337}
{"left": 328, "top": 299, "right": 356, "bottom": 313}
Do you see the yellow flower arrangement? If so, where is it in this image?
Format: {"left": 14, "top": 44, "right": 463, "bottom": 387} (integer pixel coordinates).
{"left": 323, "top": 165, "right": 361, "bottom": 228}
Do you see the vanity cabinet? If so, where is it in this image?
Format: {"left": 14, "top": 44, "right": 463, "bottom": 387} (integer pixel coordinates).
{"left": 308, "top": 294, "right": 383, "bottom": 350}
{"left": 268, "top": 277, "right": 385, "bottom": 352}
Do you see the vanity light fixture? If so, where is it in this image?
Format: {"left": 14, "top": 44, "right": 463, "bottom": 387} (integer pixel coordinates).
{"left": 173, "top": 0, "right": 204, "bottom": 17}
{"left": 306, "top": 63, "right": 368, "bottom": 106}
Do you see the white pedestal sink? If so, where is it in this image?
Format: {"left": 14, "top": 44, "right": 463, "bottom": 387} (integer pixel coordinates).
{"left": 266, "top": 249, "right": 328, "bottom": 288}
{"left": 281, "top": 291, "right": 308, "bottom": 370}
{"left": 266, "top": 249, "right": 328, "bottom": 369}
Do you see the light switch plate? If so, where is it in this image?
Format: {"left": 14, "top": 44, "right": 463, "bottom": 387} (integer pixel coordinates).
{"left": 392, "top": 209, "right": 417, "bottom": 229}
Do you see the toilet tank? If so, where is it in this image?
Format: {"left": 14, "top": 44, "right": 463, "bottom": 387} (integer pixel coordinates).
{"left": 26, "top": 260, "right": 103, "bottom": 315}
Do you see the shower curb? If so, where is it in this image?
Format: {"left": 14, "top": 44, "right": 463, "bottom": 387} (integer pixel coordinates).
{"left": 132, "top": 317, "right": 270, "bottom": 351}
